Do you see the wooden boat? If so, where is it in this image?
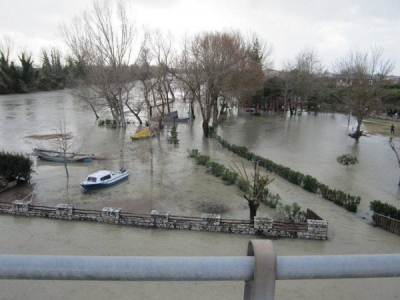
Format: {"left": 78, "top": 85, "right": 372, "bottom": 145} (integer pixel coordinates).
{"left": 33, "top": 148, "right": 93, "bottom": 163}
{"left": 80, "top": 167, "right": 129, "bottom": 191}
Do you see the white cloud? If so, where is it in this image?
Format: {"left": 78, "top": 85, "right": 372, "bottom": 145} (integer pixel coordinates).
{"left": 1, "top": 0, "right": 399, "bottom": 74}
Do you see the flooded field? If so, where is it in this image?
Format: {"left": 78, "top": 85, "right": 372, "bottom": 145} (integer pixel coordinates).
{"left": 0, "top": 90, "right": 399, "bottom": 299}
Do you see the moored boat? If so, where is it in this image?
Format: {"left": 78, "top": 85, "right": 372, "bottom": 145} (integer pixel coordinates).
{"left": 80, "top": 167, "right": 129, "bottom": 191}
{"left": 33, "top": 148, "right": 93, "bottom": 163}
{"left": 163, "top": 110, "right": 191, "bottom": 122}
{"left": 174, "top": 116, "right": 191, "bottom": 122}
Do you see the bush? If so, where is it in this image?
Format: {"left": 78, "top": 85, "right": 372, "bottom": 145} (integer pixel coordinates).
{"left": 195, "top": 154, "right": 210, "bottom": 165}
{"left": 187, "top": 149, "right": 200, "bottom": 158}
{"left": 236, "top": 177, "right": 250, "bottom": 193}
{"left": 370, "top": 200, "right": 400, "bottom": 220}
{"left": 221, "top": 169, "right": 238, "bottom": 185}
{"left": 209, "top": 125, "right": 217, "bottom": 136}
{"left": 0, "top": 150, "right": 34, "bottom": 181}
{"left": 207, "top": 161, "right": 225, "bottom": 177}
{"left": 277, "top": 202, "right": 307, "bottom": 222}
{"left": 337, "top": 154, "right": 359, "bottom": 169}
{"left": 263, "top": 188, "right": 281, "bottom": 208}
{"left": 302, "top": 175, "right": 319, "bottom": 193}
{"left": 318, "top": 184, "right": 360, "bottom": 212}
{"left": 168, "top": 126, "right": 179, "bottom": 144}
{"left": 230, "top": 145, "right": 251, "bottom": 158}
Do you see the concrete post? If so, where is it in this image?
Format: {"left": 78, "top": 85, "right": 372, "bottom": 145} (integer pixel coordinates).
{"left": 244, "top": 240, "right": 277, "bottom": 300}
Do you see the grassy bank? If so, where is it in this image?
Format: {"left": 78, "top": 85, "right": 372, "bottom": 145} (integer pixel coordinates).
{"left": 363, "top": 117, "right": 400, "bottom": 137}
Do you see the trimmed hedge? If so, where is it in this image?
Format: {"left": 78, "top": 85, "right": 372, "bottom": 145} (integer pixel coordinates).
{"left": 370, "top": 200, "right": 400, "bottom": 220}
{"left": 215, "top": 135, "right": 362, "bottom": 213}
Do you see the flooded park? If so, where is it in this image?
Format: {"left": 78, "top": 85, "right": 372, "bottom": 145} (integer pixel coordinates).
{"left": 0, "top": 89, "right": 400, "bottom": 299}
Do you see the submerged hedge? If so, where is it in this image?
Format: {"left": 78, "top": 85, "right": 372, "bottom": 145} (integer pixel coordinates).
{"left": 187, "top": 149, "right": 307, "bottom": 222}
{"left": 214, "top": 135, "right": 361, "bottom": 213}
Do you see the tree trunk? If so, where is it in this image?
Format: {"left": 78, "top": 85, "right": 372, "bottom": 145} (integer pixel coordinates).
{"left": 190, "top": 101, "right": 196, "bottom": 119}
{"left": 288, "top": 99, "right": 294, "bottom": 116}
{"left": 212, "top": 100, "right": 219, "bottom": 126}
{"left": 248, "top": 202, "right": 259, "bottom": 222}
{"left": 202, "top": 121, "right": 210, "bottom": 137}
{"left": 355, "top": 118, "right": 363, "bottom": 142}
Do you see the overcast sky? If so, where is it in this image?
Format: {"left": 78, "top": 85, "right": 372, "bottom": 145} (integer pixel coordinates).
{"left": 1, "top": 0, "right": 400, "bottom": 74}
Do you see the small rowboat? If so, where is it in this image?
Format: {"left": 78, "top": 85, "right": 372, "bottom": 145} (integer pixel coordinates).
{"left": 33, "top": 148, "right": 93, "bottom": 163}
{"left": 81, "top": 167, "right": 129, "bottom": 191}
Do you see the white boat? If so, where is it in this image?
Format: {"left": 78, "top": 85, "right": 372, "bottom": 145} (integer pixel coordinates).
{"left": 81, "top": 167, "right": 129, "bottom": 191}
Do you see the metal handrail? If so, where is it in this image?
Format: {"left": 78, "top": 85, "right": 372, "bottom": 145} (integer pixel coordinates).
{"left": 0, "top": 240, "right": 399, "bottom": 300}
{"left": 1, "top": 254, "right": 399, "bottom": 281}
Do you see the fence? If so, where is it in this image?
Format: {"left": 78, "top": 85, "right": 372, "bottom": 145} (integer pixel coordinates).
{"left": 0, "top": 240, "right": 399, "bottom": 300}
{"left": 0, "top": 201, "right": 328, "bottom": 240}
{"left": 373, "top": 212, "right": 400, "bottom": 235}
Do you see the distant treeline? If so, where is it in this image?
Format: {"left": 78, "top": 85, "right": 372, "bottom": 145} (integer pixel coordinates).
{"left": 0, "top": 49, "right": 85, "bottom": 94}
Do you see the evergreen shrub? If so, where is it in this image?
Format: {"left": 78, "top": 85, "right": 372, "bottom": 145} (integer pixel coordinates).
{"left": 0, "top": 150, "right": 34, "bottom": 181}
{"left": 195, "top": 154, "right": 210, "bottom": 165}
{"left": 263, "top": 188, "right": 281, "bottom": 208}
{"left": 302, "top": 175, "right": 319, "bottom": 193}
{"left": 370, "top": 200, "right": 400, "bottom": 220}
{"left": 207, "top": 161, "right": 225, "bottom": 177}
{"left": 188, "top": 149, "right": 200, "bottom": 158}
{"left": 221, "top": 169, "right": 238, "bottom": 185}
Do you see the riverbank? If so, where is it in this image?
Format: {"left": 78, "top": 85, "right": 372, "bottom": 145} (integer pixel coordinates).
{"left": 363, "top": 116, "right": 400, "bottom": 137}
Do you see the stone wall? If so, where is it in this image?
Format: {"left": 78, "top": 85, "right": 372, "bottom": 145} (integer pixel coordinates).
{"left": 0, "top": 201, "right": 328, "bottom": 240}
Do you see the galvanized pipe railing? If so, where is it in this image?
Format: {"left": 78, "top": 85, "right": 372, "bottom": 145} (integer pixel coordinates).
{"left": 0, "top": 240, "right": 399, "bottom": 300}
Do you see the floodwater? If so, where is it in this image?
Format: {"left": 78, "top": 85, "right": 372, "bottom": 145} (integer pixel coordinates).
{"left": 0, "top": 90, "right": 399, "bottom": 300}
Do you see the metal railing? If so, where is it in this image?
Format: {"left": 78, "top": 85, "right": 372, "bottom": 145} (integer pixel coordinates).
{"left": 0, "top": 240, "right": 399, "bottom": 300}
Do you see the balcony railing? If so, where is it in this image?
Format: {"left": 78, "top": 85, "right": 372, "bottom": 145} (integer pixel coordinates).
{"left": 0, "top": 240, "right": 399, "bottom": 300}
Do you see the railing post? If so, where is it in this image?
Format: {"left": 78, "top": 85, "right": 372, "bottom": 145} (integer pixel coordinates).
{"left": 244, "top": 240, "right": 276, "bottom": 300}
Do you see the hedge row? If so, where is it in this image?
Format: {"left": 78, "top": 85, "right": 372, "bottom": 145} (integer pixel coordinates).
{"left": 188, "top": 149, "right": 308, "bottom": 222}
{"left": 214, "top": 135, "right": 361, "bottom": 212}
{"left": 370, "top": 200, "right": 400, "bottom": 220}
{"left": 0, "top": 150, "right": 34, "bottom": 181}
{"left": 188, "top": 149, "right": 238, "bottom": 186}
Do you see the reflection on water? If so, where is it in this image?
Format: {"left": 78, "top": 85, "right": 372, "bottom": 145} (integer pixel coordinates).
{"left": 0, "top": 90, "right": 400, "bottom": 300}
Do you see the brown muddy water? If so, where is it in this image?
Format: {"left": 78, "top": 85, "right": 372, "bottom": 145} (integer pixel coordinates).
{"left": 0, "top": 90, "right": 399, "bottom": 300}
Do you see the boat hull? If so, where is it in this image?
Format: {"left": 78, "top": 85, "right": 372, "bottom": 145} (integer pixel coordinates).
{"left": 81, "top": 172, "right": 129, "bottom": 191}
{"left": 34, "top": 148, "right": 92, "bottom": 163}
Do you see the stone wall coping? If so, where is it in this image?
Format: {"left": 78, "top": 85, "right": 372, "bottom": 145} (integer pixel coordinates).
{"left": 0, "top": 204, "right": 327, "bottom": 240}
{"left": 102, "top": 207, "right": 121, "bottom": 213}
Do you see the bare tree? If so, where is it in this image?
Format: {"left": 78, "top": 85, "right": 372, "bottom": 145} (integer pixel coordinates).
{"left": 232, "top": 160, "right": 274, "bottom": 222}
{"left": 171, "top": 31, "right": 266, "bottom": 137}
{"left": 282, "top": 49, "right": 326, "bottom": 115}
{"left": 60, "top": 0, "right": 140, "bottom": 127}
{"left": 149, "top": 29, "right": 176, "bottom": 116}
{"left": 336, "top": 47, "right": 395, "bottom": 142}
{"left": 52, "top": 114, "right": 73, "bottom": 178}
{"left": 0, "top": 36, "right": 13, "bottom": 63}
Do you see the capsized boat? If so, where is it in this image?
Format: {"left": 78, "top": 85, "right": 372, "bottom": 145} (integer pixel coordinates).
{"left": 80, "top": 167, "right": 129, "bottom": 191}
{"left": 34, "top": 148, "right": 93, "bottom": 163}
